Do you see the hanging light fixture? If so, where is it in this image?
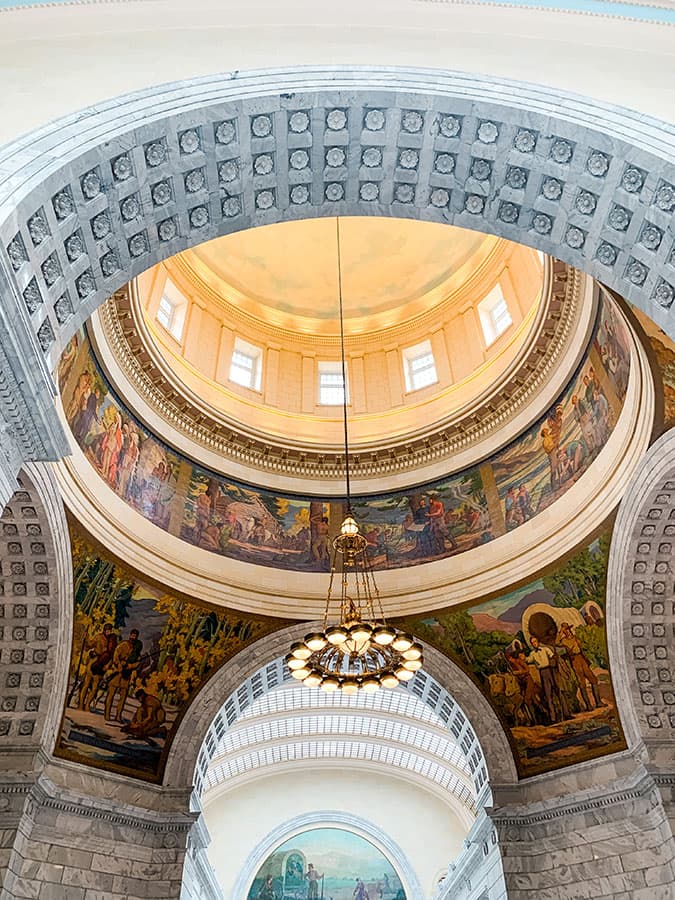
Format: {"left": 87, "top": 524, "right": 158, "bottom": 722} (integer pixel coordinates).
{"left": 286, "top": 219, "right": 424, "bottom": 692}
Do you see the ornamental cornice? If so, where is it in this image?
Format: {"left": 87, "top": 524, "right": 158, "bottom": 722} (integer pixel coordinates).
{"left": 96, "top": 259, "right": 583, "bottom": 481}
{"left": 490, "top": 767, "right": 662, "bottom": 828}
{"left": 26, "top": 775, "right": 196, "bottom": 834}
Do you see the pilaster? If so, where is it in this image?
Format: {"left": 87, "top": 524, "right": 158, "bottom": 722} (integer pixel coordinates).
{"left": 489, "top": 757, "right": 675, "bottom": 900}
{"left": 0, "top": 771, "right": 195, "bottom": 900}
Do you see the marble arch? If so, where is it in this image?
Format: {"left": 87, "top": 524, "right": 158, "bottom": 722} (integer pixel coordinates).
{"left": 2, "top": 66, "right": 675, "bottom": 505}
{"left": 163, "top": 627, "right": 517, "bottom": 794}
{"left": 607, "top": 427, "right": 675, "bottom": 772}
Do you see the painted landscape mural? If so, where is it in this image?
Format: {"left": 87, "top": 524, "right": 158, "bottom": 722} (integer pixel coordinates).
{"left": 248, "top": 828, "right": 406, "bottom": 900}
{"left": 631, "top": 304, "right": 675, "bottom": 430}
{"left": 58, "top": 294, "right": 630, "bottom": 574}
{"left": 403, "top": 531, "right": 625, "bottom": 777}
{"left": 55, "top": 521, "right": 284, "bottom": 782}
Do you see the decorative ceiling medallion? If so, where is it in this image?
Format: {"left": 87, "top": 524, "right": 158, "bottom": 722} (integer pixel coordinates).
{"left": 97, "top": 261, "right": 582, "bottom": 481}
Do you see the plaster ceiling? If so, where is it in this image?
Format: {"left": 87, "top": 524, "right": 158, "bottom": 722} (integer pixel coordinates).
{"left": 180, "top": 217, "right": 496, "bottom": 335}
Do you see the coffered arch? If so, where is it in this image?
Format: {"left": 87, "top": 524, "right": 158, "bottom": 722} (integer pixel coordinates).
{"left": 2, "top": 65, "right": 675, "bottom": 503}
{"left": 607, "top": 427, "right": 675, "bottom": 762}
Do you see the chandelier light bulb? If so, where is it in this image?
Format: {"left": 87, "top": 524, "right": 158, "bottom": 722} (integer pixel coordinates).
{"left": 361, "top": 677, "right": 380, "bottom": 693}
{"left": 391, "top": 632, "right": 414, "bottom": 652}
{"left": 380, "top": 673, "right": 400, "bottom": 689}
{"left": 290, "top": 641, "right": 312, "bottom": 660}
{"left": 320, "top": 677, "right": 340, "bottom": 692}
{"left": 286, "top": 655, "right": 308, "bottom": 671}
{"left": 326, "top": 625, "right": 348, "bottom": 645}
{"left": 304, "top": 670, "right": 322, "bottom": 688}
{"left": 402, "top": 659, "right": 423, "bottom": 671}
{"left": 305, "top": 632, "right": 328, "bottom": 652}
{"left": 341, "top": 680, "right": 359, "bottom": 695}
{"left": 395, "top": 666, "right": 415, "bottom": 682}
{"left": 291, "top": 667, "right": 311, "bottom": 680}
{"left": 402, "top": 643, "right": 423, "bottom": 661}
{"left": 372, "top": 626, "right": 396, "bottom": 645}
{"left": 345, "top": 623, "right": 373, "bottom": 655}
{"left": 340, "top": 516, "right": 360, "bottom": 536}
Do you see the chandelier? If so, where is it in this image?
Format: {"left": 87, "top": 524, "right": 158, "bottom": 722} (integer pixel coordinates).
{"left": 286, "top": 220, "right": 424, "bottom": 693}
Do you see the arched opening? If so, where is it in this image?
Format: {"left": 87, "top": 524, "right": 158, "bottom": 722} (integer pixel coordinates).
{"left": 184, "top": 656, "right": 502, "bottom": 899}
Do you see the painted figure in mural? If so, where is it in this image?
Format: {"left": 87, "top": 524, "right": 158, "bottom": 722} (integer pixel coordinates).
{"left": 116, "top": 426, "right": 140, "bottom": 499}
{"left": 505, "top": 648, "right": 540, "bottom": 725}
{"left": 572, "top": 394, "right": 597, "bottom": 455}
{"left": 427, "top": 492, "right": 455, "bottom": 553}
{"left": 72, "top": 385, "right": 100, "bottom": 446}
{"left": 120, "top": 689, "right": 167, "bottom": 741}
{"left": 193, "top": 487, "right": 211, "bottom": 545}
{"left": 540, "top": 405, "right": 564, "bottom": 488}
{"left": 305, "top": 863, "right": 323, "bottom": 899}
{"left": 353, "top": 878, "right": 370, "bottom": 900}
{"left": 256, "top": 876, "right": 277, "bottom": 900}
{"left": 411, "top": 496, "right": 432, "bottom": 557}
{"left": 100, "top": 410, "right": 123, "bottom": 486}
{"left": 592, "top": 388, "right": 610, "bottom": 446}
{"left": 504, "top": 486, "right": 521, "bottom": 530}
{"left": 78, "top": 623, "right": 117, "bottom": 712}
{"left": 556, "top": 622, "right": 604, "bottom": 711}
{"left": 104, "top": 628, "right": 143, "bottom": 722}
{"left": 66, "top": 371, "right": 92, "bottom": 423}
{"left": 310, "top": 514, "right": 331, "bottom": 564}
{"left": 525, "top": 637, "right": 569, "bottom": 724}
{"left": 517, "top": 484, "right": 534, "bottom": 522}
{"left": 556, "top": 440, "right": 587, "bottom": 486}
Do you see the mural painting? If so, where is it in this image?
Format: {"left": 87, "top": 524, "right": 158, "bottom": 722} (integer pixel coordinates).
{"left": 404, "top": 532, "right": 626, "bottom": 777}
{"left": 55, "top": 521, "right": 285, "bottom": 782}
{"left": 58, "top": 295, "right": 630, "bottom": 574}
{"left": 493, "top": 313, "right": 627, "bottom": 531}
{"left": 631, "top": 305, "right": 675, "bottom": 430}
{"left": 247, "top": 828, "right": 406, "bottom": 900}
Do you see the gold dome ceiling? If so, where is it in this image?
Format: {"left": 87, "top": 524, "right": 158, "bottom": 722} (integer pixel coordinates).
{"left": 124, "top": 216, "right": 550, "bottom": 460}
{"left": 183, "top": 217, "right": 494, "bottom": 334}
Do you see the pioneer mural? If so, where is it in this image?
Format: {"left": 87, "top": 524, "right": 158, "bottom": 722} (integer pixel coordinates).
{"left": 55, "top": 521, "right": 284, "bottom": 782}
{"left": 631, "top": 305, "right": 675, "bottom": 430}
{"left": 247, "top": 828, "right": 406, "bottom": 900}
{"left": 403, "top": 531, "right": 625, "bottom": 777}
{"left": 58, "top": 295, "right": 630, "bottom": 574}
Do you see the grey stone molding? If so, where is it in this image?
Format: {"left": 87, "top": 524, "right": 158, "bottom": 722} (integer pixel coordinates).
{"left": 2, "top": 66, "right": 675, "bottom": 501}
{"left": 230, "top": 810, "right": 424, "bottom": 900}
{"left": 0, "top": 768, "right": 195, "bottom": 900}
{"left": 489, "top": 761, "right": 661, "bottom": 828}
{"left": 95, "top": 261, "right": 588, "bottom": 481}
{"left": 488, "top": 756, "right": 675, "bottom": 899}
{"left": 19, "top": 773, "right": 195, "bottom": 834}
